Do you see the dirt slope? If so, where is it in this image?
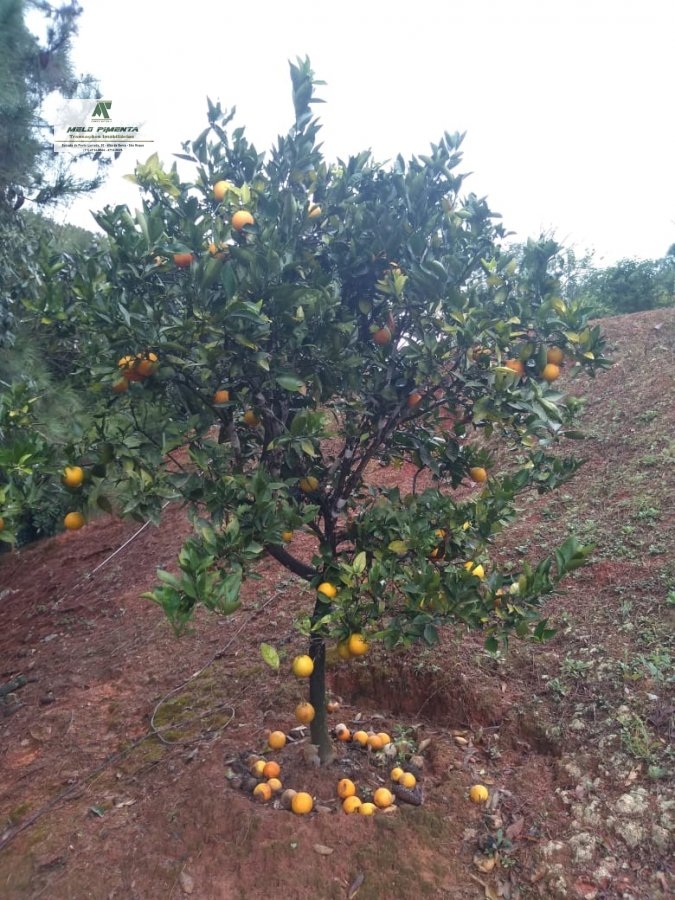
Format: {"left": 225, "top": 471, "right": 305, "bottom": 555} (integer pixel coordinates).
{"left": 1, "top": 308, "right": 673, "bottom": 899}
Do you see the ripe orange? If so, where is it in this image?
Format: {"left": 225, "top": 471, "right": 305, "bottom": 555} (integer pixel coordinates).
{"left": 335, "top": 723, "right": 351, "bottom": 742}
{"left": 243, "top": 409, "right": 260, "bottom": 427}
{"left": 464, "top": 561, "right": 486, "bottom": 579}
{"left": 390, "top": 766, "right": 404, "bottom": 783}
{"left": 213, "top": 389, "right": 230, "bottom": 404}
{"left": 262, "top": 760, "right": 281, "bottom": 779}
{"left": 367, "top": 733, "right": 384, "bottom": 751}
{"left": 308, "top": 204, "right": 322, "bottom": 219}
{"left": 546, "top": 346, "right": 564, "bottom": 366}
{"left": 373, "top": 787, "right": 394, "bottom": 809}
{"left": 291, "top": 655, "right": 314, "bottom": 678}
{"left": 336, "top": 641, "right": 351, "bottom": 660}
{"left": 281, "top": 530, "right": 294, "bottom": 542}
{"left": 342, "top": 795, "right": 362, "bottom": 814}
{"left": 267, "top": 777, "right": 283, "bottom": 793}
{"left": 399, "top": 771, "right": 417, "bottom": 789}
{"left": 299, "top": 475, "right": 319, "bottom": 494}
{"left": 469, "top": 784, "right": 489, "bottom": 803}
{"left": 267, "top": 732, "right": 286, "bottom": 751}
{"left": 251, "top": 759, "right": 266, "bottom": 777}
{"left": 352, "top": 730, "right": 369, "bottom": 747}
{"left": 541, "top": 363, "right": 561, "bottom": 382}
{"left": 326, "top": 699, "right": 341, "bottom": 713}
{"left": 173, "top": 252, "right": 194, "bottom": 268}
{"left": 359, "top": 802, "right": 377, "bottom": 816}
{"left": 407, "top": 392, "right": 423, "bottom": 408}
{"left": 347, "top": 633, "right": 369, "bottom": 657}
{"left": 337, "top": 778, "right": 356, "bottom": 799}
{"left": 505, "top": 359, "right": 525, "bottom": 377}
{"left": 253, "top": 782, "right": 272, "bottom": 803}
{"left": 213, "top": 180, "right": 233, "bottom": 201}
{"left": 112, "top": 378, "right": 129, "bottom": 394}
{"left": 291, "top": 791, "right": 313, "bottom": 815}
{"left": 63, "top": 466, "right": 85, "bottom": 488}
{"left": 377, "top": 732, "right": 392, "bottom": 746}
{"left": 63, "top": 511, "right": 85, "bottom": 531}
{"left": 469, "top": 466, "right": 488, "bottom": 483}
{"left": 373, "top": 326, "right": 392, "bottom": 346}
{"left": 295, "top": 702, "right": 315, "bottom": 725}
{"left": 317, "top": 582, "right": 337, "bottom": 599}
{"left": 231, "top": 209, "right": 255, "bottom": 231}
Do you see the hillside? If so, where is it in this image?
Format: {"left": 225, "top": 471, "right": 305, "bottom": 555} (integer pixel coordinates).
{"left": 1, "top": 308, "right": 673, "bottom": 899}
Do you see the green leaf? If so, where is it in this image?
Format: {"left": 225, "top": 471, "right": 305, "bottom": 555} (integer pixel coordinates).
{"left": 387, "top": 540, "right": 408, "bottom": 555}
{"left": 276, "top": 374, "right": 306, "bottom": 392}
{"left": 352, "top": 550, "right": 367, "bottom": 574}
{"left": 260, "top": 643, "right": 280, "bottom": 670}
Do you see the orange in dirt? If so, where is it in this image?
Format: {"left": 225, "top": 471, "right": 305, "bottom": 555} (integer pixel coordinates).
{"left": 469, "top": 784, "right": 489, "bottom": 803}
{"left": 291, "top": 791, "right": 313, "bottom": 815}
{"left": 63, "top": 466, "right": 85, "bottom": 488}
{"left": 373, "top": 787, "right": 394, "bottom": 809}
{"left": 253, "top": 782, "right": 272, "bottom": 803}
{"left": 342, "top": 795, "right": 362, "bottom": 814}
{"left": 541, "top": 363, "right": 561, "bottom": 382}
{"left": 295, "top": 702, "right": 315, "bottom": 725}
{"left": 359, "top": 802, "right": 377, "bottom": 816}
{"left": 337, "top": 778, "right": 356, "bottom": 799}
{"left": 399, "top": 771, "right": 417, "bottom": 789}
{"left": 390, "top": 766, "right": 404, "bottom": 783}
{"left": 231, "top": 210, "right": 255, "bottom": 231}
{"left": 267, "top": 777, "right": 283, "bottom": 793}
{"left": 267, "top": 732, "right": 286, "bottom": 751}
{"left": 352, "top": 730, "right": 369, "bottom": 747}
{"left": 367, "top": 733, "right": 384, "bottom": 751}
{"left": 377, "top": 732, "right": 392, "bottom": 746}
{"left": 63, "top": 511, "right": 85, "bottom": 531}
{"left": 262, "top": 760, "right": 281, "bottom": 779}
{"left": 251, "top": 759, "right": 266, "bottom": 777}
{"left": 335, "top": 723, "right": 351, "bottom": 742}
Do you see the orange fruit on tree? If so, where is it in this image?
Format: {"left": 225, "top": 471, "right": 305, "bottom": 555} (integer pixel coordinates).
{"left": 213, "top": 180, "right": 233, "bottom": 201}
{"left": 213, "top": 389, "right": 230, "bottom": 404}
{"left": 295, "top": 702, "right": 315, "bottom": 725}
{"left": 469, "top": 466, "right": 488, "bottom": 483}
{"left": 112, "top": 378, "right": 129, "bottom": 394}
{"left": 373, "top": 787, "right": 394, "bottom": 809}
{"left": 173, "top": 252, "right": 194, "bottom": 268}
{"left": 291, "top": 791, "right": 313, "bottom": 815}
{"left": 262, "top": 760, "right": 281, "bottom": 779}
{"left": 546, "top": 346, "right": 564, "bottom": 366}
{"left": 243, "top": 409, "right": 260, "bottom": 427}
{"left": 267, "top": 731, "right": 287, "bottom": 751}
{"left": 253, "top": 782, "right": 272, "bottom": 803}
{"left": 541, "top": 363, "right": 561, "bottom": 382}
{"left": 317, "top": 582, "right": 337, "bottom": 599}
{"left": 407, "top": 391, "right": 423, "bottom": 408}
{"left": 373, "top": 325, "right": 392, "bottom": 346}
{"left": 342, "top": 795, "right": 362, "bottom": 814}
{"left": 505, "top": 358, "right": 525, "bottom": 377}
{"left": 336, "top": 640, "right": 351, "bottom": 660}
{"left": 299, "top": 475, "right": 319, "bottom": 494}
{"left": 231, "top": 209, "right": 255, "bottom": 231}
{"left": 291, "top": 655, "right": 314, "bottom": 678}
{"left": 469, "top": 784, "right": 489, "bottom": 803}
{"left": 63, "top": 511, "right": 85, "bottom": 531}
{"left": 308, "top": 204, "right": 322, "bottom": 219}
{"left": 347, "top": 633, "right": 369, "bottom": 657}
{"left": 337, "top": 778, "right": 356, "bottom": 799}
{"left": 63, "top": 466, "right": 85, "bottom": 488}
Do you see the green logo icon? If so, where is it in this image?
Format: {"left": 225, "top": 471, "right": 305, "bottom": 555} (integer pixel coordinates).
{"left": 92, "top": 101, "right": 112, "bottom": 119}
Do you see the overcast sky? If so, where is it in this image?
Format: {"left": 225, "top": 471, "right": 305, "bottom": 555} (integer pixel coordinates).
{"left": 57, "top": 0, "right": 674, "bottom": 265}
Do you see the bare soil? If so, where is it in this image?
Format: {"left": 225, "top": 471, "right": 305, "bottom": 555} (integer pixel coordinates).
{"left": 1, "top": 308, "right": 673, "bottom": 899}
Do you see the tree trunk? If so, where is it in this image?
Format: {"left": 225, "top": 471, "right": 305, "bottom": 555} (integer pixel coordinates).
{"left": 308, "top": 635, "right": 333, "bottom": 764}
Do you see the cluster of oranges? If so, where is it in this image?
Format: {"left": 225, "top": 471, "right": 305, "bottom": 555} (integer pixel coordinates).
{"left": 247, "top": 752, "right": 314, "bottom": 815}
{"left": 113, "top": 351, "right": 159, "bottom": 393}
{"left": 504, "top": 345, "right": 565, "bottom": 383}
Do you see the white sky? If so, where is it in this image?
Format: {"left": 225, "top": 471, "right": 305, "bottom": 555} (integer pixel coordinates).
{"left": 57, "top": 0, "right": 674, "bottom": 265}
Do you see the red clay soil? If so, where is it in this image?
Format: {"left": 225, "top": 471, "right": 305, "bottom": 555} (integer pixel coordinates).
{"left": 1, "top": 308, "right": 674, "bottom": 899}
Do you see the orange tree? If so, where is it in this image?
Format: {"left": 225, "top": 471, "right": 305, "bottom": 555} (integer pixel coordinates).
{"left": 34, "top": 59, "right": 608, "bottom": 761}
